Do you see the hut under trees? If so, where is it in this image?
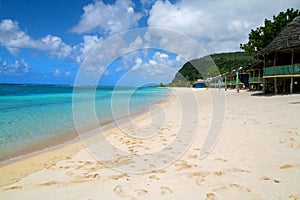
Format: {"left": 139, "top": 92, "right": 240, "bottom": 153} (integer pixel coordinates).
{"left": 256, "top": 16, "right": 300, "bottom": 94}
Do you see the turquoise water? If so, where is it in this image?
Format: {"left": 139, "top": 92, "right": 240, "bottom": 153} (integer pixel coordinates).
{"left": 0, "top": 84, "right": 169, "bottom": 162}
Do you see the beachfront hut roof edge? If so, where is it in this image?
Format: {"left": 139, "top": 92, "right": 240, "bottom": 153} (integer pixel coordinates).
{"left": 256, "top": 16, "right": 300, "bottom": 56}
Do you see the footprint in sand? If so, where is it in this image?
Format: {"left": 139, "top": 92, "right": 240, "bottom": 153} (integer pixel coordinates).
{"left": 260, "top": 176, "right": 281, "bottom": 183}
{"left": 84, "top": 161, "right": 93, "bottom": 165}
{"left": 44, "top": 163, "right": 56, "bottom": 169}
{"left": 160, "top": 186, "right": 173, "bottom": 195}
{"left": 114, "top": 185, "right": 124, "bottom": 196}
{"left": 189, "top": 154, "right": 198, "bottom": 159}
{"left": 280, "top": 164, "right": 294, "bottom": 169}
{"left": 134, "top": 189, "right": 148, "bottom": 195}
{"left": 288, "top": 194, "right": 300, "bottom": 200}
{"left": 214, "top": 171, "right": 225, "bottom": 176}
{"left": 206, "top": 193, "right": 216, "bottom": 200}
{"left": 279, "top": 131, "right": 300, "bottom": 149}
{"left": 214, "top": 157, "right": 227, "bottom": 162}
{"left": 110, "top": 173, "right": 129, "bottom": 180}
{"left": 228, "top": 167, "right": 250, "bottom": 173}
{"left": 75, "top": 165, "right": 85, "bottom": 170}
{"left": 187, "top": 172, "right": 207, "bottom": 185}
{"left": 229, "top": 183, "right": 251, "bottom": 192}
{"left": 149, "top": 175, "right": 160, "bottom": 180}
{"left": 174, "top": 160, "right": 194, "bottom": 170}
{"left": 213, "top": 183, "right": 251, "bottom": 193}
{"left": 59, "top": 166, "right": 71, "bottom": 169}
{"left": 260, "top": 176, "right": 271, "bottom": 180}
{"left": 85, "top": 173, "right": 100, "bottom": 179}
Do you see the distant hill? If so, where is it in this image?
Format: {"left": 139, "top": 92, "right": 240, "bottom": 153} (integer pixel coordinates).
{"left": 169, "top": 52, "right": 255, "bottom": 86}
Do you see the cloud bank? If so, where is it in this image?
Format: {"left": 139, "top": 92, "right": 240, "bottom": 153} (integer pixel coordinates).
{"left": 148, "top": 0, "right": 300, "bottom": 52}
{"left": 0, "top": 19, "right": 72, "bottom": 58}
{"left": 71, "top": 0, "right": 142, "bottom": 35}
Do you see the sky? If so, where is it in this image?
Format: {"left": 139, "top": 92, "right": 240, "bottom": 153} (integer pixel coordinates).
{"left": 0, "top": 0, "right": 299, "bottom": 86}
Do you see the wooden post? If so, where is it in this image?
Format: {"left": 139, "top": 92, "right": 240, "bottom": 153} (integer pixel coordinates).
{"left": 291, "top": 49, "right": 294, "bottom": 95}
{"left": 225, "top": 76, "right": 227, "bottom": 91}
{"left": 249, "top": 71, "right": 252, "bottom": 91}
{"left": 263, "top": 55, "right": 267, "bottom": 94}
{"left": 274, "top": 52, "right": 277, "bottom": 95}
{"left": 236, "top": 71, "right": 239, "bottom": 93}
{"left": 290, "top": 77, "right": 293, "bottom": 94}
{"left": 263, "top": 78, "right": 266, "bottom": 94}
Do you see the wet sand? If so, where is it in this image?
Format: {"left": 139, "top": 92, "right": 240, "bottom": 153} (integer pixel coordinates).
{"left": 0, "top": 88, "right": 299, "bottom": 199}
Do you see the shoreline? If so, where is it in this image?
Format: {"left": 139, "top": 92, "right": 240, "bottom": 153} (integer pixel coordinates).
{"left": 0, "top": 89, "right": 173, "bottom": 186}
{"left": 1, "top": 88, "right": 299, "bottom": 199}
{"left": 0, "top": 88, "right": 171, "bottom": 166}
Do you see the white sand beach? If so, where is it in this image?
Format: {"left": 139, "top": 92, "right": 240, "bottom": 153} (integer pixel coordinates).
{"left": 0, "top": 88, "right": 300, "bottom": 199}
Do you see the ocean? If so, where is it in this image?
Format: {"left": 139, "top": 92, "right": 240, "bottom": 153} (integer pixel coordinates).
{"left": 0, "top": 84, "right": 169, "bottom": 163}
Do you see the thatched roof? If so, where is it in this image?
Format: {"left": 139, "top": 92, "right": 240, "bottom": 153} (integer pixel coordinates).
{"left": 257, "top": 16, "right": 300, "bottom": 55}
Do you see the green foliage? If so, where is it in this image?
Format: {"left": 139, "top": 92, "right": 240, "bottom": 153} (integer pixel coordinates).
{"left": 207, "top": 66, "right": 220, "bottom": 77}
{"left": 159, "top": 82, "right": 165, "bottom": 87}
{"left": 170, "top": 52, "right": 255, "bottom": 86}
{"left": 240, "top": 8, "right": 300, "bottom": 54}
{"left": 209, "top": 52, "right": 255, "bottom": 74}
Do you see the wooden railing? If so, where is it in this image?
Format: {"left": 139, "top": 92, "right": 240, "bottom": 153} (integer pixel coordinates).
{"left": 264, "top": 65, "right": 300, "bottom": 76}
{"left": 249, "top": 77, "right": 263, "bottom": 83}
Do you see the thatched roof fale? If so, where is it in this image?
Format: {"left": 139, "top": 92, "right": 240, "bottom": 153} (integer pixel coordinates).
{"left": 257, "top": 16, "right": 300, "bottom": 56}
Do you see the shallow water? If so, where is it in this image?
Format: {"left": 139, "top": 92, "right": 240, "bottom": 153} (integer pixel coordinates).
{"left": 0, "top": 84, "right": 168, "bottom": 162}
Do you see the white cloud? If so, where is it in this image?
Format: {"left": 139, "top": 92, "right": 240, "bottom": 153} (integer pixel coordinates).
{"left": 116, "top": 57, "right": 180, "bottom": 86}
{"left": 118, "top": 50, "right": 184, "bottom": 84}
{"left": 149, "top": 59, "right": 156, "bottom": 65}
{"left": 0, "top": 19, "right": 38, "bottom": 49}
{"left": 54, "top": 69, "right": 61, "bottom": 76}
{"left": 176, "top": 55, "right": 182, "bottom": 62}
{"left": 71, "top": 0, "right": 142, "bottom": 35}
{"left": 131, "top": 57, "right": 143, "bottom": 71}
{"left": 41, "top": 35, "right": 72, "bottom": 58}
{"left": 65, "top": 71, "right": 71, "bottom": 77}
{"left": 148, "top": 0, "right": 300, "bottom": 53}
{"left": 79, "top": 35, "right": 102, "bottom": 56}
{"left": 144, "top": 27, "right": 208, "bottom": 60}
{"left": 128, "top": 35, "right": 144, "bottom": 50}
{"left": 0, "top": 57, "right": 30, "bottom": 75}
{"left": 54, "top": 69, "right": 73, "bottom": 78}
{"left": 73, "top": 35, "right": 103, "bottom": 63}
{"left": 153, "top": 51, "right": 168, "bottom": 60}
{"left": 0, "top": 19, "right": 72, "bottom": 58}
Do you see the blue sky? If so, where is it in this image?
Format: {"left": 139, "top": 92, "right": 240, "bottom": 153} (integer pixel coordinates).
{"left": 0, "top": 0, "right": 299, "bottom": 85}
